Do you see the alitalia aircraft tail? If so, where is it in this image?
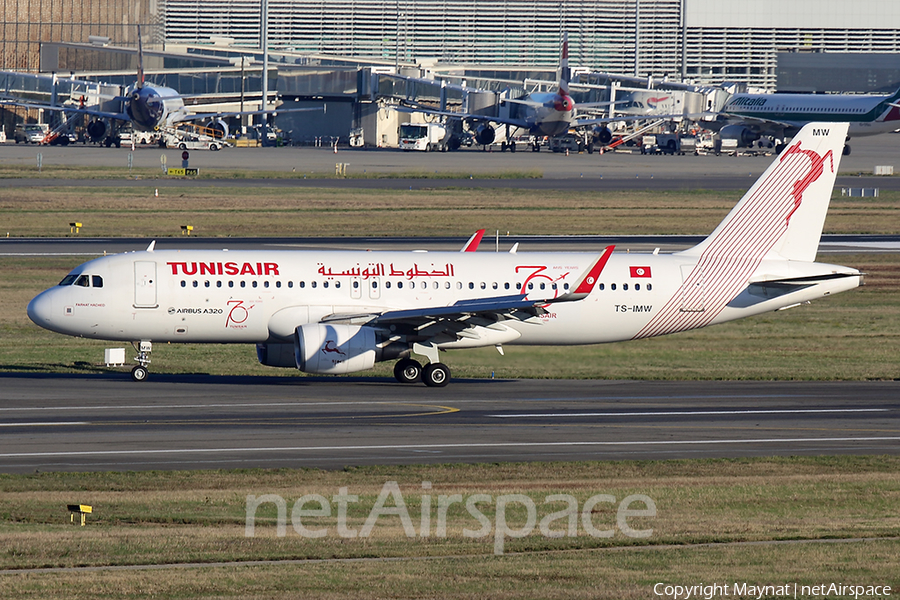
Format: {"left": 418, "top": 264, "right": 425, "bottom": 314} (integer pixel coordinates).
{"left": 682, "top": 121, "right": 848, "bottom": 263}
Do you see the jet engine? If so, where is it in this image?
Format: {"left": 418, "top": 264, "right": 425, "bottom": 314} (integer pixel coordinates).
{"left": 592, "top": 125, "right": 613, "bottom": 145}
{"left": 87, "top": 120, "right": 107, "bottom": 142}
{"left": 474, "top": 124, "right": 495, "bottom": 146}
{"left": 205, "top": 118, "right": 229, "bottom": 139}
{"left": 292, "top": 323, "right": 407, "bottom": 375}
{"left": 719, "top": 124, "right": 760, "bottom": 148}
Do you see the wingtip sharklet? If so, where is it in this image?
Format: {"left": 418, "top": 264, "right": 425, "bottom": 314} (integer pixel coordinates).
{"left": 547, "top": 245, "right": 615, "bottom": 303}
{"left": 461, "top": 229, "right": 486, "bottom": 252}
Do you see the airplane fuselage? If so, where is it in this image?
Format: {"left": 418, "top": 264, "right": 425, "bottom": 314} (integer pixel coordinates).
{"left": 28, "top": 249, "right": 859, "bottom": 350}
{"left": 125, "top": 83, "right": 187, "bottom": 132}
{"left": 516, "top": 91, "right": 574, "bottom": 137}
{"left": 723, "top": 91, "right": 900, "bottom": 137}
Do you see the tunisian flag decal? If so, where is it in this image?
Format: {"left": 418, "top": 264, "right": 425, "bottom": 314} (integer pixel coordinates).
{"left": 629, "top": 266, "right": 652, "bottom": 278}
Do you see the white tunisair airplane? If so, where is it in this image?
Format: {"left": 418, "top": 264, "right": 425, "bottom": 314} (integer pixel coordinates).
{"left": 27, "top": 122, "right": 861, "bottom": 387}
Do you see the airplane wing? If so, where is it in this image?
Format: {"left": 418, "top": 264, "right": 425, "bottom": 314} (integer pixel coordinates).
{"left": 0, "top": 97, "right": 129, "bottom": 121}
{"left": 178, "top": 105, "right": 326, "bottom": 122}
{"left": 321, "top": 246, "right": 614, "bottom": 340}
{"left": 699, "top": 112, "right": 796, "bottom": 137}
{"left": 393, "top": 104, "right": 528, "bottom": 128}
{"left": 0, "top": 95, "right": 324, "bottom": 125}
{"left": 573, "top": 112, "right": 687, "bottom": 127}
{"left": 720, "top": 113, "right": 792, "bottom": 129}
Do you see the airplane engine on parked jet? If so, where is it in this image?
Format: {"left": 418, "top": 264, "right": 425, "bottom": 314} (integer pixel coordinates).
{"left": 206, "top": 118, "right": 229, "bottom": 139}
{"left": 293, "top": 323, "right": 407, "bottom": 375}
{"left": 719, "top": 124, "right": 760, "bottom": 148}
{"left": 87, "top": 120, "right": 107, "bottom": 142}
{"left": 593, "top": 125, "right": 612, "bottom": 145}
{"left": 474, "top": 124, "right": 495, "bottom": 146}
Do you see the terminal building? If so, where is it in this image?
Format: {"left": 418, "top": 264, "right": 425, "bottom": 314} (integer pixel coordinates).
{"left": 3, "top": 0, "right": 900, "bottom": 145}
{"left": 158, "top": 0, "right": 900, "bottom": 91}
{"left": 3, "top": 0, "right": 900, "bottom": 91}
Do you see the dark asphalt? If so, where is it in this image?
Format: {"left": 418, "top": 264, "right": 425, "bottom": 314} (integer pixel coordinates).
{"left": 1, "top": 375, "right": 897, "bottom": 473}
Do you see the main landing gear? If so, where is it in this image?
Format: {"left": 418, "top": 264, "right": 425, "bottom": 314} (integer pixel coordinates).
{"left": 393, "top": 357, "right": 451, "bottom": 387}
{"left": 131, "top": 341, "right": 152, "bottom": 382}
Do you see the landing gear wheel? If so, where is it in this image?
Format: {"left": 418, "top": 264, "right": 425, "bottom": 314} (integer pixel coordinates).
{"left": 842, "top": 144, "right": 851, "bottom": 156}
{"left": 394, "top": 358, "right": 422, "bottom": 384}
{"left": 131, "top": 365, "right": 149, "bottom": 382}
{"left": 422, "top": 363, "right": 450, "bottom": 388}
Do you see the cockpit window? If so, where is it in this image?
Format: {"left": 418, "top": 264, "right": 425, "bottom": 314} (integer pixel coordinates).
{"left": 59, "top": 273, "right": 102, "bottom": 287}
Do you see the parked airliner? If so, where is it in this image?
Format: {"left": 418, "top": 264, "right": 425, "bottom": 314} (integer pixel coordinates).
{"left": 27, "top": 123, "right": 861, "bottom": 386}
{"left": 398, "top": 34, "right": 669, "bottom": 152}
{"left": 708, "top": 87, "right": 900, "bottom": 154}
{"left": 1, "top": 26, "right": 321, "bottom": 146}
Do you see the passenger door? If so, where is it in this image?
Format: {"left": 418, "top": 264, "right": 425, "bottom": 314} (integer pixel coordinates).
{"left": 134, "top": 261, "right": 158, "bottom": 308}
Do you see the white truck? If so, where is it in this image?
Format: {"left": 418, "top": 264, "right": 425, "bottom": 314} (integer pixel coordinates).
{"left": 399, "top": 122, "right": 448, "bottom": 152}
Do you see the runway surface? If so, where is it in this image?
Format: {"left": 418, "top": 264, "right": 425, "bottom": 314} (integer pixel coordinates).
{"left": 1, "top": 234, "right": 897, "bottom": 257}
{"left": 1, "top": 375, "right": 897, "bottom": 473}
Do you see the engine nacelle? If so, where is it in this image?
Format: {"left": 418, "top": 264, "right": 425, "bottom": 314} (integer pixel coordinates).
{"left": 593, "top": 125, "right": 612, "bottom": 145}
{"left": 719, "top": 124, "right": 760, "bottom": 148}
{"left": 87, "top": 120, "right": 107, "bottom": 142}
{"left": 206, "top": 118, "right": 229, "bottom": 139}
{"left": 474, "top": 124, "right": 495, "bottom": 146}
{"left": 294, "top": 323, "right": 379, "bottom": 375}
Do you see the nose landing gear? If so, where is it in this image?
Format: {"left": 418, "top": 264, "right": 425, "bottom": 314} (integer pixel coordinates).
{"left": 131, "top": 341, "right": 152, "bottom": 382}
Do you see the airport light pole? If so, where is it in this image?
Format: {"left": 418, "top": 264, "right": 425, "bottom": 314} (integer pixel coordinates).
{"left": 260, "top": 0, "right": 269, "bottom": 147}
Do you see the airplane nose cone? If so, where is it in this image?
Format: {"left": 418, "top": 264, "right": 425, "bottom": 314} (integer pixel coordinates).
{"left": 27, "top": 290, "right": 54, "bottom": 329}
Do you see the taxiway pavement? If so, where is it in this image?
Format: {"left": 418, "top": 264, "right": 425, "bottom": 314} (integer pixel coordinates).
{"left": 2, "top": 133, "right": 899, "bottom": 190}
{"left": 1, "top": 375, "right": 897, "bottom": 473}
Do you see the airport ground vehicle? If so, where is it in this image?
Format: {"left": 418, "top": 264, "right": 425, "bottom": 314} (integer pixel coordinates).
{"left": 399, "top": 122, "right": 449, "bottom": 151}
{"left": 549, "top": 133, "right": 595, "bottom": 153}
{"left": 640, "top": 134, "right": 698, "bottom": 155}
{"left": 14, "top": 123, "right": 48, "bottom": 143}
{"left": 163, "top": 131, "right": 225, "bottom": 151}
